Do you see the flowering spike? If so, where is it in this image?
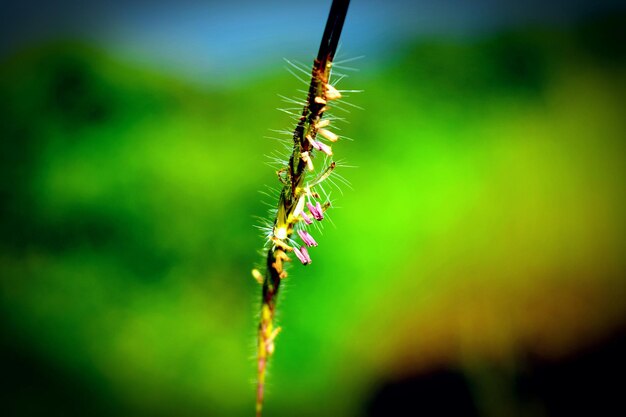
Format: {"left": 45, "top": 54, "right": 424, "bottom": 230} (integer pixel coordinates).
{"left": 255, "top": 0, "right": 353, "bottom": 414}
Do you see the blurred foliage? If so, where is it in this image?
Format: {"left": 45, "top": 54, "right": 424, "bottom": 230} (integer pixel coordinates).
{"left": 1, "top": 15, "right": 625, "bottom": 417}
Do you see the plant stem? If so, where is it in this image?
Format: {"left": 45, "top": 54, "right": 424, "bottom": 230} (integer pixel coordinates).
{"left": 255, "top": 1, "right": 350, "bottom": 415}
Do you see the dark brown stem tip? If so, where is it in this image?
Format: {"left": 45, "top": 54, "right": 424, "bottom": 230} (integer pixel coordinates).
{"left": 317, "top": 0, "right": 351, "bottom": 64}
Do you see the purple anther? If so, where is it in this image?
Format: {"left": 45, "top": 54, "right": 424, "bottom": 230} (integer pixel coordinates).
{"left": 315, "top": 202, "right": 324, "bottom": 220}
{"left": 300, "top": 246, "right": 312, "bottom": 263}
{"left": 307, "top": 202, "right": 323, "bottom": 221}
{"left": 310, "top": 140, "right": 322, "bottom": 151}
{"left": 298, "top": 230, "right": 318, "bottom": 247}
{"left": 301, "top": 211, "right": 313, "bottom": 225}
{"left": 293, "top": 246, "right": 312, "bottom": 265}
{"left": 316, "top": 141, "right": 333, "bottom": 156}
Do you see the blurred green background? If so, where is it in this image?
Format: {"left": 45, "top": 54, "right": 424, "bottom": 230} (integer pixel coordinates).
{"left": 1, "top": 1, "right": 625, "bottom": 416}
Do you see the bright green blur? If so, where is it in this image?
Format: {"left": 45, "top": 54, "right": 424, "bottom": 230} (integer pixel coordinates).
{"left": 1, "top": 18, "right": 625, "bottom": 417}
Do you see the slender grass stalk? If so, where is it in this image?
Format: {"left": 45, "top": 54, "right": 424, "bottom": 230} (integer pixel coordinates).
{"left": 254, "top": 0, "right": 351, "bottom": 415}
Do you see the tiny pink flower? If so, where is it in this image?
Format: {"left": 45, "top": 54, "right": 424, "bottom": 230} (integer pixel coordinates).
{"left": 315, "top": 202, "right": 324, "bottom": 220}
{"left": 316, "top": 141, "right": 333, "bottom": 156}
{"left": 293, "top": 246, "right": 312, "bottom": 265}
{"left": 307, "top": 202, "right": 324, "bottom": 221}
{"left": 300, "top": 246, "right": 312, "bottom": 263}
{"left": 298, "top": 229, "right": 318, "bottom": 247}
{"left": 301, "top": 211, "right": 313, "bottom": 225}
{"left": 310, "top": 140, "right": 322, "bottom": 151}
